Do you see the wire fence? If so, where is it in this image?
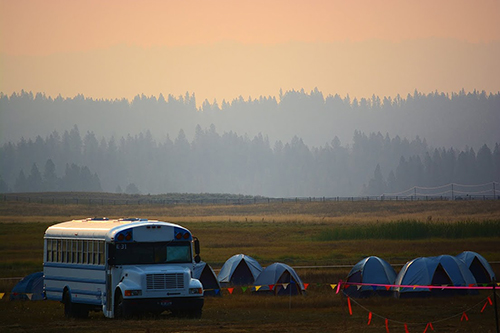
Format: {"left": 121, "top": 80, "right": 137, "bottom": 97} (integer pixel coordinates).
{"left": 1, "top": 182, "right": 499, "bottom": 205}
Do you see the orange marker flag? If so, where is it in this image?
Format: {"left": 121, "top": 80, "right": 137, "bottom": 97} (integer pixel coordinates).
{"left": 347, "top": 297, "right": 352, "bottom": 315}
{"left": 385, "top": 318, "right": 390, "bottom": 333}
{"left": 367, "top": 312, "right": 372, "bottom": 325}
{"left": 227, "top": 288, "right": 234, "bottom": 294}
{"left": 481, "top": 297, "right": 493, "bottom": 313}
{"left": 303, "top": 283, "right": 309, "bottom": 290}
{"left": 461, "top": 312, "right": 469, "bottom": 321}
{"left": 268, "top": 284, "right": 274, "bottom": 291}
{"left": 404, "top": 323, "right": 409, "bottom": 333}
{"left": 423, "top": 322, "right": 434, "bottom": 333}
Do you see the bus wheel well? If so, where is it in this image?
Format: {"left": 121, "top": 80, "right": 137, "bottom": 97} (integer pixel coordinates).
{"left": 62, "top": 287, "right": 89, "bottom": 319}
{"left": 62, "top": 287, "right": 70, "bottom": 302}
{"left": 114, "top": 288, "right": 129, "bottom": 318}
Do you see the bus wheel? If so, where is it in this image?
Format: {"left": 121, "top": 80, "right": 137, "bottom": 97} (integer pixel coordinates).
{"left": 63, "top": 291, "right": 73, "bottom": 318}
{"left": 63, "top": 291, "right": 88, "bottom": 318}
{"left": 114, "top": 291, "right": 129, "bottom": 318}
{"left": 187, "top": 308, "right": 202, "bottom": 319}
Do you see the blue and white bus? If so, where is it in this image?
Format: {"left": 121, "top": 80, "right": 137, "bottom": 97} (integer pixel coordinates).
{"left": 43, "top": 218, "right": 204, "bottom": 318}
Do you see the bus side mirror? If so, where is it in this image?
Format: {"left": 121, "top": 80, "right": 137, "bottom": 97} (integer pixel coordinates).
{"left": 193, "top": 237, "right": 201, "bottom": 263}
{"left": 194, "top": 237, "right": 200, "bottom": 255}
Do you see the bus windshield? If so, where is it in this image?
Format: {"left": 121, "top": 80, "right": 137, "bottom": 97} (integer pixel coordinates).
{"left": 112, "top": 242, "right": 192, "bottom": 265}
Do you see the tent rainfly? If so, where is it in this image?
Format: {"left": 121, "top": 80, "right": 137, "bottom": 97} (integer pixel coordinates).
{"left": 217, "top": 254, "right": 263, "bottom": 287}
{"left": 193, "top": 261, "right": 222, "bottom": 296}
{"left": 10, "top": 272, "right": 44, "bottom": 301}
{"left": 345, "top": 256, "right": 397, "bottom": 298}
{"left": 252, "top": 263, "right": 306, "bottom": 296}
{"left": 455, "top": 251, "right": 496, "bottom": 284}
{"left": 394, "top": 255, "right": 477, "bottom": 298}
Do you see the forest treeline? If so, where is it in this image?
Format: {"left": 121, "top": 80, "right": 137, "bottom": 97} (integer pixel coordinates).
{"left": 1, "top": 89, "right": 499, "bottom": 150}
{"left": 0, "top": 125, "right": 498, "bottom": 196}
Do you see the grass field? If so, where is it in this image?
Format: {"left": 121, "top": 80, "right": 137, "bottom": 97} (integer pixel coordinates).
{"left": 0, "top": 199, "right": 499, "bottom": 332}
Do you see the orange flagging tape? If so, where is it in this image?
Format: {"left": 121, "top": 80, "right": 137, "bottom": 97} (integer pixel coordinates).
{"left": 423, "top": 322, "right": 434, "bottom": 332}
{"left": 481, "top": 297, "right": 493, "bottom": 313}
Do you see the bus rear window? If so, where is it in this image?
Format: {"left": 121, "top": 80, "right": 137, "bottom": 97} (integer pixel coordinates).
{"left": 113, "top": 242, "right": 192, "bottom": 265}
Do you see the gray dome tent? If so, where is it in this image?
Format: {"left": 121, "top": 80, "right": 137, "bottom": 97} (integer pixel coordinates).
{"left": 252, "top": 263, "right": 306, "bottom": 296}
{"left": 10, "top": 272, "right": 44, "bottom": 301}
{"left": 193, "top": 261, "right": 222, "bottom": 296}
{"left": 217, "top": 254, "right": 263, "bottom": 287}
{"left": 456, "top": 251, "right": 496, "bottom": 284}
{"left": 345, "top": 256, "right": 396, "bottom": 298}
{"left": 395, "top": 255, "right": 477, "bottom": 298}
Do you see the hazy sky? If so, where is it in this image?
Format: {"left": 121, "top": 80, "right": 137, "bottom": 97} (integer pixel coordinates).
{"left": 1, "top": 0, "right": 499, "bottom": 104}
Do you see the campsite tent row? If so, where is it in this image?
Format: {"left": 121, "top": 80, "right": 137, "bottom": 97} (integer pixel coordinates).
{"left": 11, "top": 251, "right": 494, "bottom": 300}
{"left": 344, "top": 251, "right": 496, "bottom": 298}
{"left": 214, "top": 254, "right": 306, "bottom": 295}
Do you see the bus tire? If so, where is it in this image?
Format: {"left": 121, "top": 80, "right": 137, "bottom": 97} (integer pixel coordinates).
{"left": 187, "top": 308, "right": 202, "bottom": 319}
{"left": 114, "top": 291, "right": 130, "bottom": 318}
{"left": 63, "top": 290, "right": 73, "bottom": 318}
{"left": 63, "top": 290, "right": 88, "bottom": 318}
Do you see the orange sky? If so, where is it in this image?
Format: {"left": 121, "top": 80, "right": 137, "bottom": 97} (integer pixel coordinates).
{"left": 1, "top": 0, "right": 499, "bottom": 103}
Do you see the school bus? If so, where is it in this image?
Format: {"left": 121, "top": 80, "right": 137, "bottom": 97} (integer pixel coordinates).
{"left": 43, "top": 218, "right": 204, "bottom": 318}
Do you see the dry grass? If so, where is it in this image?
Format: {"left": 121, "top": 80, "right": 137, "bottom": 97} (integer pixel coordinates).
{"left": 0, "top": 291, "right": 497, "bottom": 332}
{"left": 0, "top": 200, "right": 499, "bottom": 332}
{"left": 1, "top": 200, "right": 500, "bottom": 223}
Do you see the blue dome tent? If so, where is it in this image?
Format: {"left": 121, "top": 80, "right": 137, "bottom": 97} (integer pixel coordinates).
{"left": 456, "top": 251, "right": 496, "bottom": 284}
{"left": 345, "top": 256, "right": 397, "bottom": 298}
{"left": 252, "top": 263, "right": 306, "bottom": 296}
{"left": 10, "top": 272, "right": 44, "bottom": 301}
{"left": 217, "top": 254, "right": 263, "bottom": 287}
{"left": 395, "top": 255, "right": 477, "bottom": 298}
{"left": 193, "top": 261, "right": 222, "bottom": 296}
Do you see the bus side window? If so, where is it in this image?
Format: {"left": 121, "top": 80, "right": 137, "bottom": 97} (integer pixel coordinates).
{"left": 89, "top": 240, "right": 94, "bottom": 265}
{"left": 72, "top": 240, "right": 77, "bottom": 263}
{"left": 61, "top": 239, "right": 66, "bottom": 263}
{"left": 56, "top": 239, "right": 62, "bottom": 263}
{"left": 82, "top": 240, "right": 88, "bottom": 264}
{"left": 50, "top": 239, "right": 55, "bottom": 262}
{"left": 93, "top": 241, "right": 98, "bottom": 265}
{"left": 98, "top": 241, "right": 104, "bottom": 265}
{"left": 77, "top": 240, "right": 82, "bottom": 264}
{"left": 46, "top": 239, "right": 52, "bottom": 262}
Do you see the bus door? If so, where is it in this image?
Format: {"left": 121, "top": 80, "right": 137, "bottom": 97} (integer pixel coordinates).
{"left": 105, "top": 243, "right": 124, "bottom": 317}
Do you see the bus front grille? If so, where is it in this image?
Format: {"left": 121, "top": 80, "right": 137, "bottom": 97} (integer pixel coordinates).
{"left": 146, "top": 273, "right": 184, "bottom": 290}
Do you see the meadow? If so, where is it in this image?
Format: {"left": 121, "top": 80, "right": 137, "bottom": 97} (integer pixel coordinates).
{"left": 0, "top": 199, "right": 499, "bottom": 332}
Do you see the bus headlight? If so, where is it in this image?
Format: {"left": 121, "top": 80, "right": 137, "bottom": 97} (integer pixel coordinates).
{"left": 124, "top": 290, "right": 142, "bottom": 296}
{"left": 189, "top": 288, "right": 203, "bottom": 295}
